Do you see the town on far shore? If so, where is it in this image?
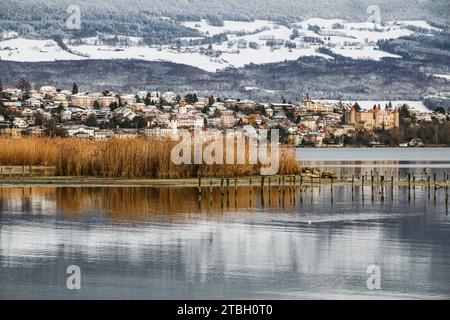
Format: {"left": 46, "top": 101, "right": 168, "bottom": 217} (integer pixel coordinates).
{"left": 1, "top": 80, "right": 449, "bottom": 147}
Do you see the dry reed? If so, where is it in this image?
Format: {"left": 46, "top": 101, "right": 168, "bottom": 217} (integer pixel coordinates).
{"left": 0, "top": 137, "right": 300, "bottom": 178}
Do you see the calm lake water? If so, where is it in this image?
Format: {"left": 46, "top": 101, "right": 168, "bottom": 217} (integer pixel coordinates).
{"left": 1, "top": 148, "right": 450, "bottom": 300}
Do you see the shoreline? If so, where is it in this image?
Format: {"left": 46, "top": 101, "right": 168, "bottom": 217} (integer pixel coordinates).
{"left": 0, "top": 176, "right": 448, "bottom": 188}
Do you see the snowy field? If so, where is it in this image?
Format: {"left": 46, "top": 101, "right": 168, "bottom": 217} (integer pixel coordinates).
{"left": 0, "top": 18, "right": 440, "bottom": 72}
{"left": 434, "top": 74, "right": 450, "bottom": 80}
{"left": 320, "top": 100, "right": 431, "bottom": 112}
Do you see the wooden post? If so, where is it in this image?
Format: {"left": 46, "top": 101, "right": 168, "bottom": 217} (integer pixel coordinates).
{"left": 434, "top": 173, "right": 437, "bottom": 193}
{"left": 260, "top": 176, "right": 265, "bottom": 207}
{"left": 371, "top": 174, "right": 374, "bottom": 190}
{"left": 22, "top": 165, "right": 25, "bottom": 178}
{"left": 220, "top": 178, "right": 224, "bottom": 204}
{"left": 278, "top": 176, "right": 281, "bottom": 194}
{"left": 198, "top": 176, "right": 202, "bottom": 201}
{"left": 226, "top": 178, "right": 230, "bottom": 207}
{"left": 29, "top": 165, "right": 32, "bottom": 177}
{"left": 0, "top": 167, "right": 3, "bottom": 178}
{"left": 249, "top": 178, "right": 252, "bottom": 204}
{"left": 445, "top": 179, "right": 448, "bottom": 215}
{"left": 407, "top": 173, "right": 411, "bottom": 202}
{"left": 380, "top": 176, "right": 385, "bottom": 202}
{"left": 234, "top": 178, "right": 237, "bottom": 206}
{"left": 210, "top": 179, "right": 213, "bottom": 206}
{"left": 433, "top": 173, "right": 437, "bottom": 204}
{"left": 9, "top": 167, "right": 12, "bottom": 179}
{"left": 351, "top": 175, "right": 355, "bottom": 201}
{"left": 299, "top": 175, "right": 303, "bottom": 203}
{"left": 330, "top": 177, "right": 334, "bottom": 204}
{"left": 391, "top": 176, "right": 394, "bottom": 198}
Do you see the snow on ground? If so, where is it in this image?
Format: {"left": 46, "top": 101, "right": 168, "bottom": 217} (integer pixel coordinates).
{"left": 0, "top": 18, "right": 439, "bottom": 72}
{"left": 395, "top": 20, "right": 441, "bottom": 31}
{"left": 320, "top": 100, "right": 431, "bottom": 112}
{"left": 63, "top": 44, "right": 227, "bottom": 72}
{"left": 0, "top": 38, "right": 85, "bottom": 62}
{"left": 182, "top": 19, "right": 273, "bottom": 36}
{"left": 331, "top": 47, "right": 401, "bottom": 60}
{"left": 434, "top": 74, "right": 450, "bottom": 80}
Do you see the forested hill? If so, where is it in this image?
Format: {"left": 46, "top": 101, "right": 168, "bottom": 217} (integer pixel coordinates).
{"left": 1, "top": 0, "right": 449, "bottom": 39}
{"left": 1, "top": 57, "right": 448, "bottom": 101}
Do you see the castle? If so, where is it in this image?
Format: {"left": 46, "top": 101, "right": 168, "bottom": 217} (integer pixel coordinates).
{"left": 344, "top": 105, "right": 400, "bottom": 130}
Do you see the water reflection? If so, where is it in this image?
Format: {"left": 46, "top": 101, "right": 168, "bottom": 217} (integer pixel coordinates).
{"left": 0, "top": 178, "right": 450, "bottom": 299}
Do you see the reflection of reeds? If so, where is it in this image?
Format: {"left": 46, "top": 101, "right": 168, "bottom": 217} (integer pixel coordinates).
{"left": 0, "top": 137, "right": 300, "bottom": 178}
{"left": 54, "top": 187, "right": 299, "bottom": 220}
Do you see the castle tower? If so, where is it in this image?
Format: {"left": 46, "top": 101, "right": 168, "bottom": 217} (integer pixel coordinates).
{"left": 394, "top": 107, "right": 400, "bottom": 128}
{"left": 179, "top": 100, "right": 187, "bottom": 114}
{"left": 373, "top": 106, "right": 380, "bottom": 129}
{"left": 345, "top": 106, "right": 356, "bottom": 124}
{"left": 350, "top": 106, "right": 356, "bottom": 124}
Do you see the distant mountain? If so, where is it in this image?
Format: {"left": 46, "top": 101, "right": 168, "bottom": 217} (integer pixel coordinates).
{"left": 1, "top": 0, "right": 448, "bottom": 39}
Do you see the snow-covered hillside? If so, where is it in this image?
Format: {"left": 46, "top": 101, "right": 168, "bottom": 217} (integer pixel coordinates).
{"left": 0, "top": 18, "right": 440, "bottom": 72}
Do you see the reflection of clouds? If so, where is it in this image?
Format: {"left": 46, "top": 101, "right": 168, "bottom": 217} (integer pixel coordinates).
{"left": 0, "top": 218, "right": 429, "bottom": 287}
{"left": 1, "top": 185, "right": 449, "bottom": 298}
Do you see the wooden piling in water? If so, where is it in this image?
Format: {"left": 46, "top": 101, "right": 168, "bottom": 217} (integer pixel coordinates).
{"left": 445, "top": 179, "right": 448, "bottom": 215}
{"left": 391, "top": 176, "right": 394, "bottom": 199}
{"left": 299, "top": 175, "right": 303, "bottom": 203}
{"left": 210, "top": 179, "right": 213, "bottom": 205}
{"left": 234, "top": 179, "right": 237, "bottom": 206}
{"left": 434, "top": 173, "right": 437, "bottom": 193}
{"left": 380, "top": 176, "right": 385, "bottom": 202}
{"left": 330, "top": 177, "right": 334, "bottom": 204}
{"left": 226, "top": 178, "right": 230, "bottom": 207}
{"left": 433, "top": 173, "right": 437, "bottom": 204}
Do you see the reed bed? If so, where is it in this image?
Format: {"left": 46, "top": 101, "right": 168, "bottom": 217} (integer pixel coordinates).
{"left": 0, "top": 137, "right": 300, "bottom": 178}
{"left": 0, "top": 137, "right": 61, "bottom": 165}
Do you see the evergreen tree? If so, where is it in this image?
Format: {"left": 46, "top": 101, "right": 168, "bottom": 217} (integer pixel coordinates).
{"left": 208, "top": 95, "right": 215, "bottom": 106}
{"left": 144, "top": 93, "right": 152, "bottom": 106}
{"left": 110, "top": 102, "right": 119, "bottom": 111}
{"left": 18, "top": 79, "right": 31, "bottom": 92}
{"left": 84, "top": 114, "right": 97, "bottom": 127}
{"left": 93, "top": 101, "right": 101, "bottom": 110}
{"left": 72, "top": 83, "right": 79, "bottom": 94}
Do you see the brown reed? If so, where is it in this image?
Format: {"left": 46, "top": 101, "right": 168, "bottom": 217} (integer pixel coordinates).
{"left": 0, "top": 137, "right": 300, "bottom": 178}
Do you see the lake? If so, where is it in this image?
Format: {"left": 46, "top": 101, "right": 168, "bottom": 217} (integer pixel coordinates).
{"left": 0, "top": 148, "right": 449, "bottom": 299}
